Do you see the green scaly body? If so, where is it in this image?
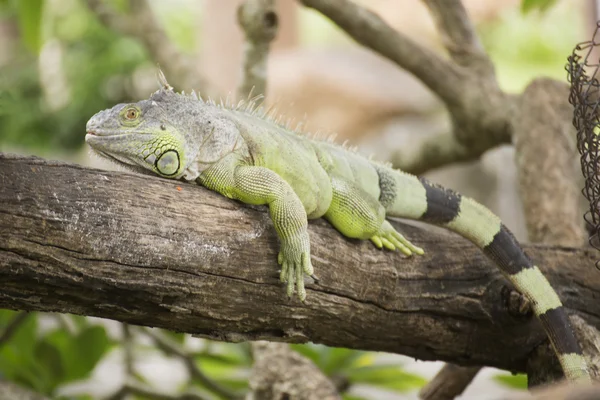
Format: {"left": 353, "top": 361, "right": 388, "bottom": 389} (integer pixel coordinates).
{"left": 85, "top": 77, "right": 590, "bottom": 382}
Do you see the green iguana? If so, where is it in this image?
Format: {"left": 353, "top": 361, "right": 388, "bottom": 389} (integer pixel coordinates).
{"left": 85, "top": 74, "right": 590, "bottom": 382}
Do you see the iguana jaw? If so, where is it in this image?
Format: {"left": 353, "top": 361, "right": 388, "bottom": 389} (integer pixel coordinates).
{"left": 86, "top": 131, "right": 155, "bottom": 170}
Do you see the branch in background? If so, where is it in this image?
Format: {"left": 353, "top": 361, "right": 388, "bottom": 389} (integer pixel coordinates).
{"left": 298, "top": 0, "right": 460, "bottom": 104}
{"left": 237, "top": 0, "right": 278, "bottom": 99}
{"left": 107, "top": 381, "right": 209, "bottom": 400}
{"left": 418, "top": 364, "right": 481, "bottom": 400}
{"left": 0, "top": 311, "right": 29, "bottom": 347}
{"left": 122, "top": 323, "right": 135, "bottom": 377}
{"left": 249, "top": 342, "right": 341, "bottom": 400}
{"left": 86, "top": 0, "right": 207, "bottom": 94}
{"left": 422, "top": 0, "right": 491, "bottom": 70}
{"left": 2, "top": 154, "right": 600, "bottom": 374}
{"left": 389, "top": 131, "right": 470, "bottom": 176}
{"left": 141, "top": 328, "right": 243, "bottom": 400}
{"left": 297, "top": 0, "right": 514, "bottom": 176}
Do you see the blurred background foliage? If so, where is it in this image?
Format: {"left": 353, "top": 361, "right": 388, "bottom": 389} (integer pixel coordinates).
{"left": 0, "top": 0, "right": 585, "bottom": 398}
{"left": 0, "top": 0, "right": 587, "bottom": 154}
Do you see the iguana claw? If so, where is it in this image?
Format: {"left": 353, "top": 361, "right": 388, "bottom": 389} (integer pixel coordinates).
{"left": 278, "top": 246, "right": 314, "bottom": 301}
{"left": 370, "top": 221, "right": 424, "bottom": 256}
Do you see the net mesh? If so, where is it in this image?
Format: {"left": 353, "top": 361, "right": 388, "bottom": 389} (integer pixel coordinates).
{"left": 567, "top": 21, "right": 600, "bottom": 265}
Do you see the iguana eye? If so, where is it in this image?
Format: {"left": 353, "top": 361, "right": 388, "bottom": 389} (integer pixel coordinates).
{"left": 156, "top": 150, "right": 180, "bottom": 176}
{"left": 125, "top": 108, "right": 139, "bottom": 120}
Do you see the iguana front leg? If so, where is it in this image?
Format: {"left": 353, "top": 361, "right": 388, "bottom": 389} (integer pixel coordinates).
{"left": 199, "top": 155, "right": 314, "bottom": 300}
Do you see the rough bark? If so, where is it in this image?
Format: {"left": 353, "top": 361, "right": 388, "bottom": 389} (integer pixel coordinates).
{"left": 1, "top": 153, "right": 600, "bottom": 374}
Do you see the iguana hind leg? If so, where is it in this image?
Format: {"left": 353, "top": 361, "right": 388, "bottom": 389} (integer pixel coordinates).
{"left": 324, "top": 177, "right": 423, "bottom": 256}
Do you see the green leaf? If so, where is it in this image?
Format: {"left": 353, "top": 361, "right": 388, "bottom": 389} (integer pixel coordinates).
{"left": 33, "top": 340, "right": 65, "bottom": 392}
{"left": 212, "top": 377, "right": 249, "bottom": 391}
{"left": 0, "top": 309, "right": 20, "bottom": 325}
{"left": 15, "top": 0, "right": 45, "bottom": 53}
{"left": 44, "top": 325, "right": 111, "bottom": 383}
{"left": 162, "top": 329, "right": 186, "bottom": 344}
{"left": 322, "top": 348, "right": 370, "bottom": 375}
{"left": 290, "top": 343, "right": 322, "bottom": 365}
{"left": 345, "top": 365, "right": 426, "bottom": 393}
{"left": 521, "top": 0, "right": 557, "bottom": 13}
{"left": 67, "top": 325, "right": 111, "bottom": 381}
{"left": 0, "top": 313, "right": 38, "bottom": 381}
{"left": 342, "top": 395, "right": 367, "bottom": 400}
{"left": 494, "top": 373, "right": 528, "bottom": 389}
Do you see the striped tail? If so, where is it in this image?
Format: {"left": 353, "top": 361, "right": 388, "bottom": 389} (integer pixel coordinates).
{"left": 377, "top": 167, "right": 590, "bottom": 382}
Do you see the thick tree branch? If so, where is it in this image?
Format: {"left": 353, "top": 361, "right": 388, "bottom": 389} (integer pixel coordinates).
{"left": 1, "top": 154, "right": 600, "bottom": 374}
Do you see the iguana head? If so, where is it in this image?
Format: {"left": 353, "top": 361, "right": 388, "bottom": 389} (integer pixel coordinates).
{"left": 86, "top": 88, "right": 190, "bottom": 178}
{"left": 85, "top": 71, "right": 218, "bottom": 180}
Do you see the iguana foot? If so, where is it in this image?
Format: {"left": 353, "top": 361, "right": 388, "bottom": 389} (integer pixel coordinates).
{"left": 277, "top": 238, "right": 314, "bottom": 301}
{"left": 370, "top": 221, "right": 424, "bottom": 256}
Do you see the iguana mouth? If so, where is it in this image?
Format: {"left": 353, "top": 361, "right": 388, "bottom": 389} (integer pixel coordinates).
{"left": 85, "top": 129, "right": 127, "bottom": 137}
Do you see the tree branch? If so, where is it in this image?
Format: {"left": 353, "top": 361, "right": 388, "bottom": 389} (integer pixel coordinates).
{"left": 297, "top": 0, "right": 514, "bottom": 175}
{"left": 388, "top": 131, "right": 471, "bottom": 176}
{"left": 298, "top": 0, "right": 461, "bottom": 104}
{"left": 1, "top": 154, "right": 600, "bottom": 374}
{"left": 418, "top": 364, "right": 480, "bottom": 400}
{"left": 0, "top": 311, "right": 30, "bottom": 347}
{"left": 86, "top": 0, "right": 207, "bottom": 93}
{"left": 249, "top": 342, "right": 341, "bottom": 399}
{"left": 141, "top": 328, "right": 243, "bottom": 400}
{"left": 237, "top": 0, "right": 278, "bottom": 99}
{"left": 422, "top": 0, "right": 491, "bottom": 69}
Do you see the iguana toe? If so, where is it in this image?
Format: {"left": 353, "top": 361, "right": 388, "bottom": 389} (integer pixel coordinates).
{"left": 370, "top": 221, "right": 424, "bottom": 256}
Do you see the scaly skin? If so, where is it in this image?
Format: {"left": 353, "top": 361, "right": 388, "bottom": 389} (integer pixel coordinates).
{"left": 85, "top": 78, "right": 590, "bottom": 382}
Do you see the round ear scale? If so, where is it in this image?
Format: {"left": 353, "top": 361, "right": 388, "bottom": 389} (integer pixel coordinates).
{"left": 155, "top": 150, "right": 180, "bottom": 177}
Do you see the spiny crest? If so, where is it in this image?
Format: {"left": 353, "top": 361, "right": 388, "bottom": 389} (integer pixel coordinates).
{"left": 152, "top": 70, "right": 365, "bottom": 156}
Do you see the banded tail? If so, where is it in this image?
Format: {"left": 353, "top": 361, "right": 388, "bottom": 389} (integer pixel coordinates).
{"left": 376, "top": 166, "right": 590, "bottom": 382}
